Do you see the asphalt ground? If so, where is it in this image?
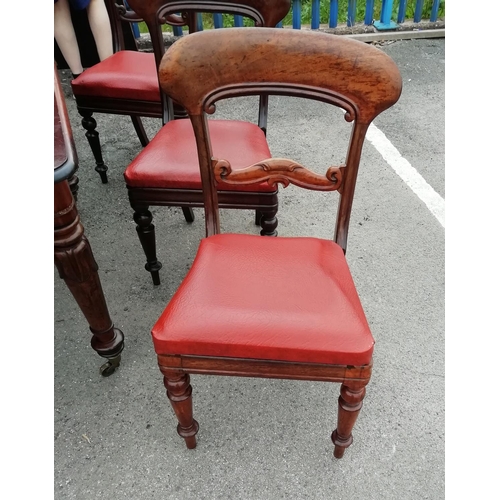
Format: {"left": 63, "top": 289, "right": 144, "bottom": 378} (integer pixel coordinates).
{"left": 51, "top": 36, "right": 444, "bottom": 499}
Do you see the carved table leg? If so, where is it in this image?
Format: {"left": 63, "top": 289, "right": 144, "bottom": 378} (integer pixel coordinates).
{"left": 331, "top": 382, "right": 368, "bottom": 458}
{"left": 68, "top": 173, "right": 79, "bottom": 201}
{"left": 161, "top": 368, "right": 199, "bottom": 449}
{"left": 54, "top": 180, "right": 124, "bottom": 376}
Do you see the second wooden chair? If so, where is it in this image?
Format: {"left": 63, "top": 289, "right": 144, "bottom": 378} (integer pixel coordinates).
{"left": 122, "top": 0, "right": 291, "bottom": 285}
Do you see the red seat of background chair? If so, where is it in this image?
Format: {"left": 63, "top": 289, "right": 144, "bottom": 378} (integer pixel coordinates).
{"left": 71, "top": 51, "right": 161, "bottom": 102}
{"left": 124, "top": 119, "right": 276, "bottom": 192}
{"left": 152, "top": 233, "right": 374, "bottom": 365}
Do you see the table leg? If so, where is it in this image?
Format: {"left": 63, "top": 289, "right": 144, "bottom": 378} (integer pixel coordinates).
{"left": 68, "top": 173, "right": 79, "bottom": 200}
{"left": 54, "top": 180, "right": 124, "bottom": 376}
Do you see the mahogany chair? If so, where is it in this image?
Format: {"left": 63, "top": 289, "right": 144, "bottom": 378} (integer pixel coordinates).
{"left": 123, "top": 0, "right": 291, "bottom": 285}
{"left": 70, "top": 0, "right": 189, "bottom": 184}
{"left": 71, "top": 0, "right": 289, "bottom": 186}
{"left": 151, "top": 28, "right": 402, "bottom": 458}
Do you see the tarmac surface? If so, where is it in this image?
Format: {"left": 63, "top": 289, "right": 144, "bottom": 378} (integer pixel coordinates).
{"left": 54, "top": 36, "right": 445, "bottom": 499}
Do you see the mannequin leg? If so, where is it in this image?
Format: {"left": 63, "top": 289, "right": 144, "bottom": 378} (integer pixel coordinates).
{"left": 86, "top": 0, "right": 113, "bottom": 61}
{"left": 54, "top": 0, "right": 84, "bottom": 75}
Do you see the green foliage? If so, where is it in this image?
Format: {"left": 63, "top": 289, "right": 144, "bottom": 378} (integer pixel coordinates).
{"left": 407, "top": 0, "right": 446, "bottom": 19}
{"left": 136, "top": 1, "right": 445, "bottom": 33}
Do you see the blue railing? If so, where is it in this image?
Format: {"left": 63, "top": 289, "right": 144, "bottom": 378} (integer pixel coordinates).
{"left": 291, "top": 0, "right": 444, "bottom": 28}
{"left": 285, "top": 0, "right": 444, "bottom": 29}
{"left": 132, "top": 0, "right": 444, "bottom": 37}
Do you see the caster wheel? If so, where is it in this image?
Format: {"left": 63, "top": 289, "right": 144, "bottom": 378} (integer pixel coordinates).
{"left": 99, "top": 362, "right": 116, "bottom": 377}
{"left": 99, "top": 355, "right": 121, "bottom": 377}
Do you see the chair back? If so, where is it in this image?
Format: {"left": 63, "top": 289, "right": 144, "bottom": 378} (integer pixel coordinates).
{"left": 158, "top": 28, "right": 402, "bottom": 249}
{"left": 104, "top": 0, "right": 194, "bottom": 52}
{"left": 118, "top": 0, "right": 291, "bottom": 123}
{"left": 124, "top": 0, "right": 292, "bottom": 67}
{"left": 102, "top": 1, "right": 146, "bottom": 53}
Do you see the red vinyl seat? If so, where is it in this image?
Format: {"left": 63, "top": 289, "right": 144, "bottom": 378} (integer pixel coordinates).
{"left": 124, "top": 119, "right": 275, "bottom": 192}
{"left": 72, "top": 51, "right": 160, "bottom": 102}
{"left": 152, "top": 233, "right": 374, "bottom": 365}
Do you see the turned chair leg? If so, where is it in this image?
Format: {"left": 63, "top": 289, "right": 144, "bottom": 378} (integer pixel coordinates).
{"left": 181, "top": 207, "right": 195, "bottom": 223}
{"left": 130, "top": 116, "right": 150, "bottom": 147}
{"left": 162, "top": 371, "right": 199, "bottom": 449}
{"left": 133, "top": 206, "right": 162, "bottom": 285}
{"left": 79, "top": 110, "right": 109, "bottom": 183}
{"left": 331, "top": 382, "right": 367, "bottom": 459}
{"left": 260, "top": 208, "right": 278, "bottom": 236}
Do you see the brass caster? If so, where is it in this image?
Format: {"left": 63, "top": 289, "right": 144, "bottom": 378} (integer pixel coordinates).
{"left": 99, "top": 354, "right": 121, "bottom": 377}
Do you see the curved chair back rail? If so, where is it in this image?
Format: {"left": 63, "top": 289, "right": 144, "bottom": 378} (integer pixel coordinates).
{"left": 159, "top": 28, "right": 401, "bottom": 119}
{"left": 158, "top": 28, "right": 403, "bottom": 246}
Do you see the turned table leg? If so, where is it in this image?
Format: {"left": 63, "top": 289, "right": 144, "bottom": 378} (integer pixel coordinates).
{"left": 54, "top": 180, "right": 124, "bottom": 376}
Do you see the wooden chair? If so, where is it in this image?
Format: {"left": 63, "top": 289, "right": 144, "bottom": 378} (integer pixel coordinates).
{"left": 151, "top": 28, "right": 402, "bottom": 458}
{"left": 71, "top": 0, "right": 289, "bottom": 185}
{"left": 122, "top": 0, "right": 291, "bottom": 285}
{"left": 69, "top": 0, "right": 184, "bottom": 184}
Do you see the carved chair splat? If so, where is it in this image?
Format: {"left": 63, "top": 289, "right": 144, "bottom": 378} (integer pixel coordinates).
{"left": 122, "top": 0, "right": 291, "bottom": 285}
{"left": 149, "top": 28, "right": 402, "bottom": 458}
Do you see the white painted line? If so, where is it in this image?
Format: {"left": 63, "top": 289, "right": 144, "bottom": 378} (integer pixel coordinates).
{"left": 366, "top": 123, "right": 445, "bottom": 228}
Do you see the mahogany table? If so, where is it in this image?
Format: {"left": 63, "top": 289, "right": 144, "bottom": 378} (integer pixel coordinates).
{"left": 54, "top": 66, "right": 124, "bottom": 376}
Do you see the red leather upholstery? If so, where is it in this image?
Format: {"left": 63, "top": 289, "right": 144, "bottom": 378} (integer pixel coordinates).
{"left": 71, "top": 51, "right": 161, "bottom": 102}
{"left": 152, "top": 234, "right": 374, "bottom": 365}
{"left": 124, "top": 118, "right": 275, "bottom": 192}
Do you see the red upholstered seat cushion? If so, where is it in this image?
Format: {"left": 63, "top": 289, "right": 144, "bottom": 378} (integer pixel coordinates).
{"left": 152, "top": 234, "right": 374, "bottom": 366}
{"left": 124, "top": 118, "right": 275, "bottom": 192}
{"left": 71, "top": 51, "right": 160, "bottom": 102}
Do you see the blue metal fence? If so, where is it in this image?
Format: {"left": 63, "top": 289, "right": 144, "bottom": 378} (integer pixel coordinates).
{"left": 131, "top": 0, "right": 444, "bottom": 38}
{"left": 285, "top": 0, "right": 444, "bottom": 30}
